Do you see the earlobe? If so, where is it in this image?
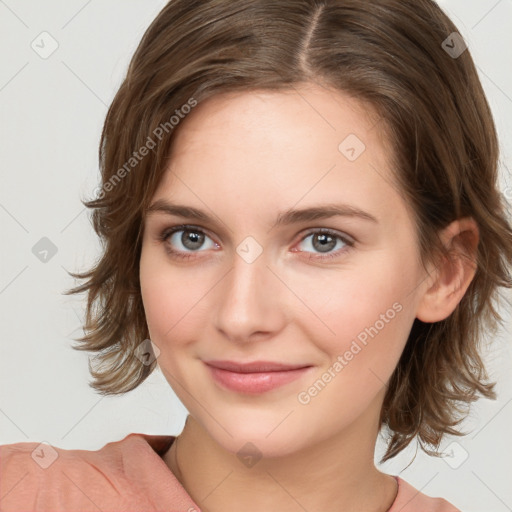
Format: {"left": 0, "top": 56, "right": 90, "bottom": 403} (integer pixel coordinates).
{"left": 415, "top": 218, "right": 479, "bottom": 324}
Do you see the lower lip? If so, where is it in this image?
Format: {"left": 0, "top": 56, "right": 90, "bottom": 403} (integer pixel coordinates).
{"left": 206, "top": 365, "right": 313, "bottom": 394}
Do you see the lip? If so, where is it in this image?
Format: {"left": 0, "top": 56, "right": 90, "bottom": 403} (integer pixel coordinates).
{"left": 204, "top": 360, "right": 314, "bottom": 394}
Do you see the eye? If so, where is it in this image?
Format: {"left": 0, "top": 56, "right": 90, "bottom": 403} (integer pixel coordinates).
{"left": 294, "top": 229, "right": 354, "bottom": 260}
{"left": 159, "top": 225, "right": 219, "bottom": 259}
{"left": 158, "top": 225, "right": 354, "bottom": 262}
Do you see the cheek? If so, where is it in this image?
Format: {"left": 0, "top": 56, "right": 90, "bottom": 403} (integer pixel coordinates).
{"left": 139, "top": 248, "right": 212, "bottom": 349}
{"left": 304, "top": 252, "right": 418, "bottom": 376}
{"left": 292, "top": 262, "right": 417, "bottom": 424}
{"left": 140, "top": 246, "right": 177, "bottom": 342}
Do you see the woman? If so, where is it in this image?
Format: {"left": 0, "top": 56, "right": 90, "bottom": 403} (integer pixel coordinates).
{"left": 2, "top": 1, "right": 511, "bottom": 510}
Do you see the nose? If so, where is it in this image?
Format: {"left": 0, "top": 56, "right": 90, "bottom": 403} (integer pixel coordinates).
{"left": 212, "top": 248, "right": 286, "bottom": 344}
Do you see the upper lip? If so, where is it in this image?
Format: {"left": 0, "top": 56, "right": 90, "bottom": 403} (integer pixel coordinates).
{"left": 204, "top": 360, "right": 312, "bottom": 373}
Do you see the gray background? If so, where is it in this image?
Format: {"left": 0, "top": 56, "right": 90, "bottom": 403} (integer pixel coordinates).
{"left": 0, "top": 1, "right": 511, "bottom": 510}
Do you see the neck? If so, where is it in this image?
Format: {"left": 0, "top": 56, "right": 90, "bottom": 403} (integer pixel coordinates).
{"left": 162, "top": 410, "right": 398, "bottom": 512}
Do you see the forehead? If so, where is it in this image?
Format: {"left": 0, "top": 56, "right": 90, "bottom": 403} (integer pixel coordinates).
{"left": 170, "top": 84, "right": 387, "bottom": 160}
{"left": 154, "top": 84, "right": 407, "bottom": 229}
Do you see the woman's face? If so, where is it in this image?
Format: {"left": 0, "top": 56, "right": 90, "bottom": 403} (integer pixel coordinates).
{"left": 140, "top": 83, "right": 430, "bottom": 457}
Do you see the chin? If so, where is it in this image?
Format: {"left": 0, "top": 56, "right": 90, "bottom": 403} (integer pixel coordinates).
{"left": 199, "top": 414, "right": 309, "bottom": 459}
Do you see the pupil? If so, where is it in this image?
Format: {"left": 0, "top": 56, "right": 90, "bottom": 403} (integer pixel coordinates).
{"left": 314, "top": 234, "right": 335, "bottom": 253}
{"left": 182, "top": 230, "right": 204, "bottom": 250}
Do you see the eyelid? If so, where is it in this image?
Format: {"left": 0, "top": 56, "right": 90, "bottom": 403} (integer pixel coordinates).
{"left": 298, "top": 227, "right": 355, "bottom": 244}
{"left": 159, "top": 224, "right": 220, "bottom": 248}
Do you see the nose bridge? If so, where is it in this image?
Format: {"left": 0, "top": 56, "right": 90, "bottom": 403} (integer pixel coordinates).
{"left": 213, "top": 243, "right": 283, "bottom": 341}
{"left": 224, "top": 248, "right": 270, "bottom": 313}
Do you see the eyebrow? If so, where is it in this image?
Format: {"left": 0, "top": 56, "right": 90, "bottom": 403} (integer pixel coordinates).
{"left": 146, "top": 199, "right": 378, "bottom": 228}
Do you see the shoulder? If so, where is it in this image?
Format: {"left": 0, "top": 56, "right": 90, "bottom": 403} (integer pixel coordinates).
{"left": 0, "top": 433, "right": 177, "bottom": 512}
{"left": 390, "top": 476, "right": 462, "bottom": 512}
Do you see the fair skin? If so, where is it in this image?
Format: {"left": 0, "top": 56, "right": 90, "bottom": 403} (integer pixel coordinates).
{"left": 139, "top": 82, "right": 478, "bottom": 512}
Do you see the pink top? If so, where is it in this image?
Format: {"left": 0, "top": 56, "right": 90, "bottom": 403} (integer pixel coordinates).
{"left": 0, "top": 433, "right": 461, "bottom": 511}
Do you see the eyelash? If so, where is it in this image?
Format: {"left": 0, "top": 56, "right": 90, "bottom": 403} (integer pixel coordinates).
{"left": 157, "top": 224, "right": 355, "bottom": 262}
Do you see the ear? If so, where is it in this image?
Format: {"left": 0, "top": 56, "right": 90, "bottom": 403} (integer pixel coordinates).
{"left": 415, "top": 217, "right": 479, "bottom": 323}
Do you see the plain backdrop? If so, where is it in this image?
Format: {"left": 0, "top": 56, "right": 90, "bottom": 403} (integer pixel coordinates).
{"left": 0, "top": 1, "right": 511, "bottom": 510}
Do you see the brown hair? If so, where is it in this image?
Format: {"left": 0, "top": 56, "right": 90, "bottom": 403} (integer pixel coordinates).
{"left": 64, "top": 0, "right": 512, "bottom": 462}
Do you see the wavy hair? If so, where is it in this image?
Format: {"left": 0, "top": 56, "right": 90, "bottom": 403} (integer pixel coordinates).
{"left": 64, "top": 0, "right": 512, "bottom": 462}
